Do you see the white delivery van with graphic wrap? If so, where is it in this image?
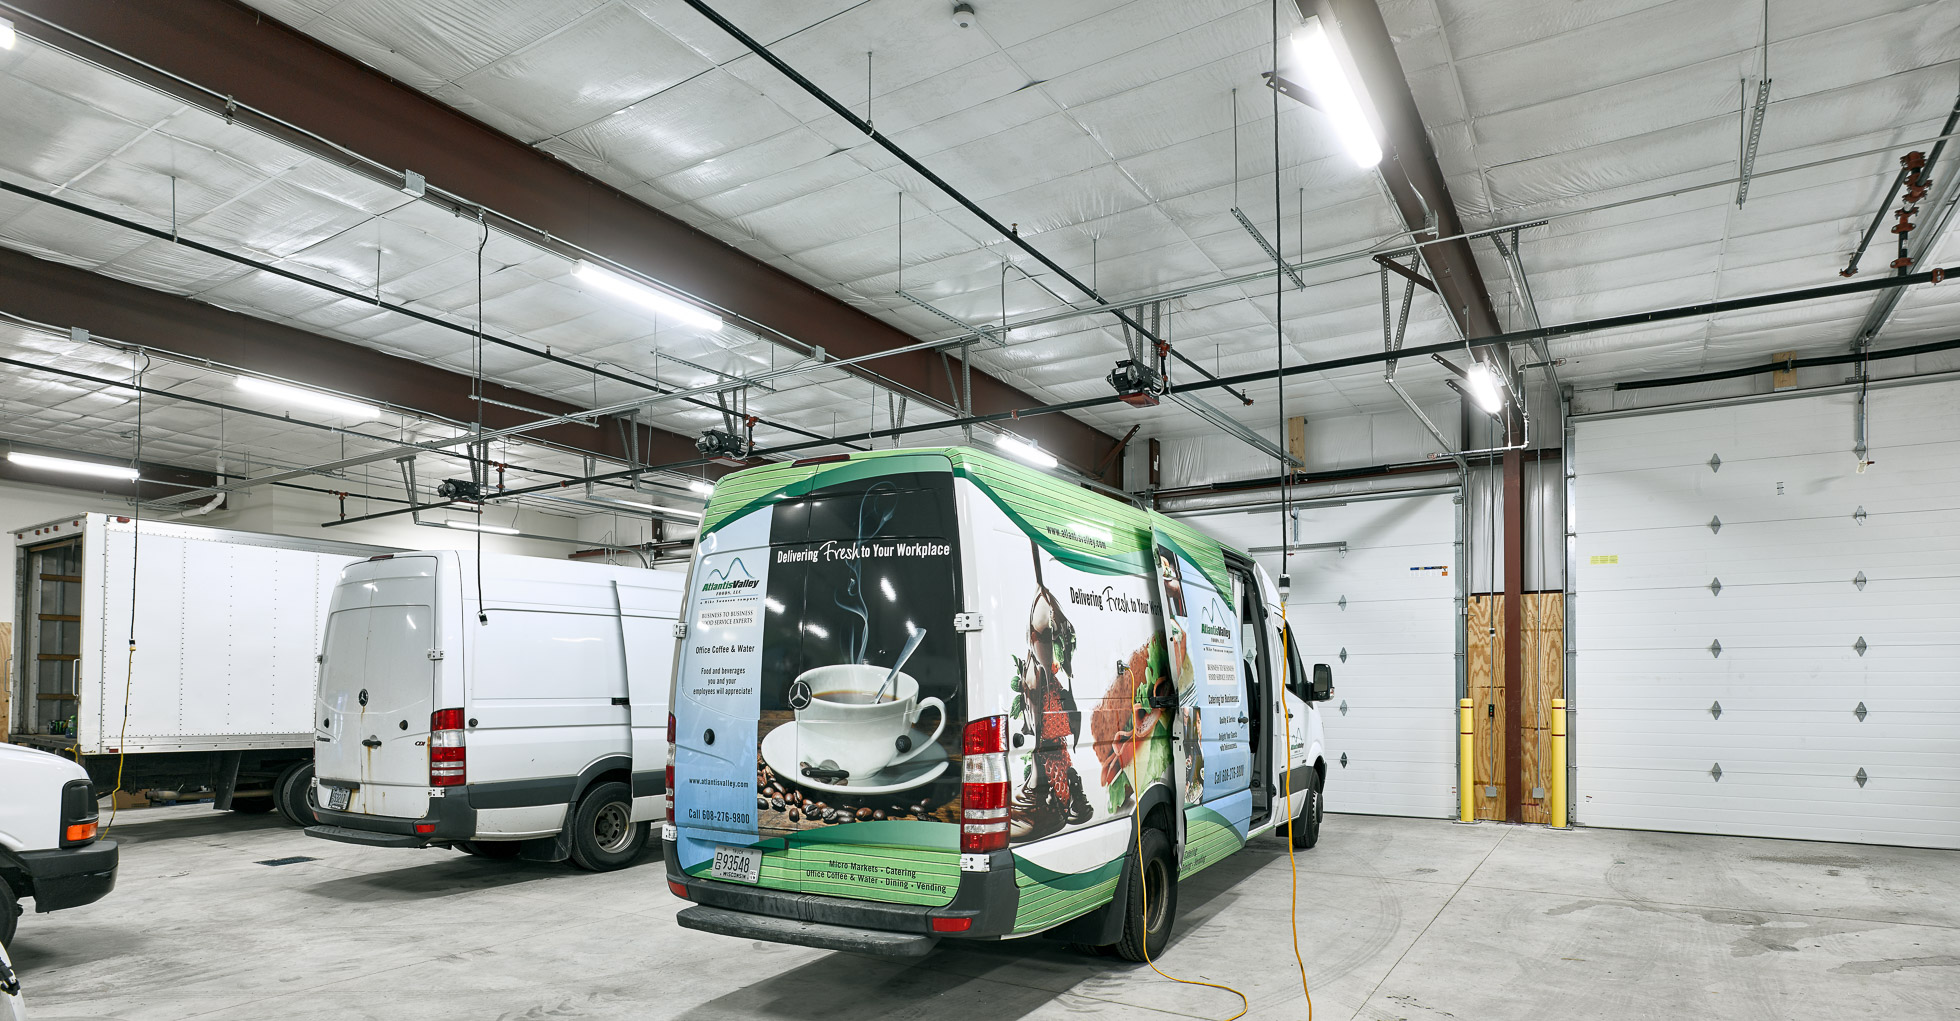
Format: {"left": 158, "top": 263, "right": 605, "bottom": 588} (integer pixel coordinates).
{"left": 306, "top": 552, "right": 683, "bottom": 870}
{"left": 666, "top": 448, "right": 1333, "bottom": 958}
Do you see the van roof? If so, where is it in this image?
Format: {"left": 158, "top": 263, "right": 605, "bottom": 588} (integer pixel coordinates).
{"left": 701, "top": 446, "right": 1240, "bottom": 596}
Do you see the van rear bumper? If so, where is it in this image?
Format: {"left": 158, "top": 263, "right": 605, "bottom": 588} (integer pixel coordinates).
{"left": 665, "top": 838, "right": 1018, "bottom": 953}
{"left": 306, "top": 789, "right": 476, "bottom": 848}
{"left": 304, "top": 825, "right": 425, "bottom": 848}
{"left": 677, "top": 905, "right": 939, "bottom": 957}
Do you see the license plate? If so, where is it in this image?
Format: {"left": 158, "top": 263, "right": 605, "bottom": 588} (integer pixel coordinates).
{"left": 324, "top": 785, "right": 350, "bottom": 812}
{"left": 709, "top": 844, "right": 762, "bottom": 884}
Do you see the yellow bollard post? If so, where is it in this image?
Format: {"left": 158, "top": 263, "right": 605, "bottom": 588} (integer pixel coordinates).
{"left": 1551, "top": 698, "right": 1568, "bottom": 828}
{"left": 1458, "top": 698, "right": 1474, "bottom": 822}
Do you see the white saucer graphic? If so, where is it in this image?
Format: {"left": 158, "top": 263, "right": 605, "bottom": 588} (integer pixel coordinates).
{"left": 760, "top": 721, "right": 950, "bottom": 796}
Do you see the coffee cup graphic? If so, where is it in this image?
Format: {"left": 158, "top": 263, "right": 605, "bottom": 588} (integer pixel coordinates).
{"left": 791, "top": 663, "right": 946, "bottom": 780}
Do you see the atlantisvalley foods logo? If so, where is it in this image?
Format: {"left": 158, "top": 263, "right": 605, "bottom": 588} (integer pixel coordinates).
{"left": 1198, "top": 600, "right": 1233, "bottom": 639}
{"left": 700, "top": 557, "right": 761, "bottom": 593}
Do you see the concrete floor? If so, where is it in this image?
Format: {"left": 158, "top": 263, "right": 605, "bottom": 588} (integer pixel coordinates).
{"left": 10, "top": 806, "right": 1959, "bottom": 1021}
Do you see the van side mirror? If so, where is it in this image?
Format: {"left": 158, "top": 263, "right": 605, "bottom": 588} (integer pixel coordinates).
{"left": 1310, "top": 663, "right": 1334, "bottom": 702}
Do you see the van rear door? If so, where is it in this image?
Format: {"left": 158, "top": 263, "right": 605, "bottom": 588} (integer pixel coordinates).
{"left": 316, "top": 555, "right": 442, "bottom": 820}
{"left": 672, "top": 457, "right": 968, "bottom": 906}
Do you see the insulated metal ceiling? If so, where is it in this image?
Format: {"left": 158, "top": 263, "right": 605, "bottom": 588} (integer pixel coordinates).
{"left": 238, "top": 0, "right": 1960, "bottom": 424}
{"left": 2, "top": 0, "right": 1957, "bottom": 500}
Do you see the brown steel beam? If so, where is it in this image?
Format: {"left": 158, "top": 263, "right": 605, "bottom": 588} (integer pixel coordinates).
{"left": 0, "top": 247, "right": 703, "bottom": 472}
{"left": 7, "top": 1, "right": 1119, "bottom": 480}
{"left": 1374, "top": 253, "right": 1438, "bottom": 295}
{"left": 1307, "top": 0, "right": 1517, "bottom": 439}
{"left": 1309, "top": 0, "right": 1503, "bottom": 338}
{"left": 1501, "top": 448, "right": 1524, "bottom": 822}
{"left": 1306, "top": 0, "right": 1530, "bottom": 820}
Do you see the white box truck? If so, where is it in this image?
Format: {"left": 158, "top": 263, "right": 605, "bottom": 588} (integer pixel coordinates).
{"left": 10, "top": 513, "right": 392, "bottom": 826}
{"left": 306, "top": 551, "right": 683, "bottom": 871}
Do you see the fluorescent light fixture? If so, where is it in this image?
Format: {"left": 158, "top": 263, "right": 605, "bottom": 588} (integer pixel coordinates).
{"left": 237, "top": 376, "right": 381, "bottom": 419}
{"left": 880, "top": 576, "right": 897, "bottom": 602}
{"left": 448, "top": 520, "right": 519, "bottom": 535}
{"left": 990, "top": 432, "right": 1057, "bottom": 469}
{"left": 688, "top": 479, "right": 715, "bottom": 497}
{"left": 595, "top": 496, "right": 699, "bottom": 519}
{"left": 1432, "top": 352, "right": 1507, "bottom": 416}
{"left": 801, "top": 621, "right": 830, "bottom": 640}
{"left": 8, "top": 451, "right": 139, "bottom": 481}
{"left": 0, "top": 18, "right": 16, "bottom": 49}
{"left": 572, "top": 260, "right": 722, "bottom": 332}
{"left": 1292, "top": 20, "right": 1382, "bottom": 169}
{"left": 1463, "top": 361, "right": 1506, "bottom": 415}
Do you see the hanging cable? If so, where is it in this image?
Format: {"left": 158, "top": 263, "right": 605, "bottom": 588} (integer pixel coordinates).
{"left": 103, "top": 351, "right": 151, "bottom": 833}
{"left": 473, "top": 212, "right": 489, "bottom": 623}
{"left": 1272, "top": 2, "right": 1312, "bottom": 1017}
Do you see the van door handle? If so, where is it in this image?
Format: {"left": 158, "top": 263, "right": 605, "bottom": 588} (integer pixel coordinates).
{"left": 611, "top": 697, "right": 630, "bottom": 706}
{"left": 361, "top": 737, "right": 382, "bottom": 748}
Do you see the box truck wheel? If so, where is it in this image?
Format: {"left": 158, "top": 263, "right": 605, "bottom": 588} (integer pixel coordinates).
{"left": 274, "top": 761, "right": 319, "bottom": 827}
{"left": 1112, "top": 827, "right": 1178, "bottom": 962}
{"left": 568, "top": 782, "right": 646, "bottom": 872}
{"left": 1288, "top": 776, "right": 1322, "bottom": 850}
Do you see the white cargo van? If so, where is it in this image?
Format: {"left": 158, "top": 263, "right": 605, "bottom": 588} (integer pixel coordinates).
{"left": 306, "top": 552, "right": 683, "bottom": 871}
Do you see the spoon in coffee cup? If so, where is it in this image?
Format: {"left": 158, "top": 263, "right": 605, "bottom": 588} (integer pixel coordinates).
{"left": 873, "top": 629, "right": 927, "bottom": 704}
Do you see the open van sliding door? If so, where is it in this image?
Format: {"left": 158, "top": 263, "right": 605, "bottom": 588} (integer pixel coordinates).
{"left": 1226, "top": 561, "right": 1272, "bottom": 827}
{"left": 1146, "top": 524, "right": 1254, "bottom": 874}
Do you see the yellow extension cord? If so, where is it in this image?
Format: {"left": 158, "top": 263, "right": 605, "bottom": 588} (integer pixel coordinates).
{"left": 1127, "top": 701, "right": 1249, "bottom": 1020}
{"left": 100, "top": 641, "right": 136, "bottom": 835}
{"left": 1122, "top": 609, "right": 1314, "bottom": 1020}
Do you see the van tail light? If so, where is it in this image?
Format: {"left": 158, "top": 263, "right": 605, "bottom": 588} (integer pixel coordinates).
{"left": 430, "top": 708, "right": 466, "bottom": 787}
{"left": 665, "top": 712, "right": 677, "bottom": 823}
{"left": 960, "top": 716, "right": 1009, "bottom": 854}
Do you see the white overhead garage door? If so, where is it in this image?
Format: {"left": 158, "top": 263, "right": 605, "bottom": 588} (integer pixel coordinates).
{"left": 1192, "top": 490, "right": 1460, "bottom": 818}
{"left": 1574, "top": 379, "right": 1960, "bottom": 849}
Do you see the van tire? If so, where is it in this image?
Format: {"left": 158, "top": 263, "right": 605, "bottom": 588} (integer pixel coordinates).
{"left": 1112, "top": 827, "right": 1177, "bottom": 962}
{"left": 1, "top": 879, "right": 18, "bottom": 949}
{"left": 568, "top": 782, "right": 646, "bottom": 872}
{"left": 274, "top": 761, "right": 318, "bottom": 827}
{"left": 1288, "top": 778, "right": 1322, "bottom": 850}
{"left": 459, "top": 840, "right": 523, "bottom": 859}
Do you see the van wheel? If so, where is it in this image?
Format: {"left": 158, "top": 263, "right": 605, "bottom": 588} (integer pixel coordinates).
{"left": 1, "top": 879, "right": 18, "bottom": 949}
{"left": 274, "top": 761, "right": 318, "bottom": 827}
{"left": 1112, "top": 827, "right": 1177, "bottom": 962}
{"left": 1289, "top": 778, "right": 1322, "bottom": 850}
{"left": 568, "top": 782, "right": 646, "bottom": 872}
{"left": 458, "top": 840, "right": 523, "bottom": 859}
